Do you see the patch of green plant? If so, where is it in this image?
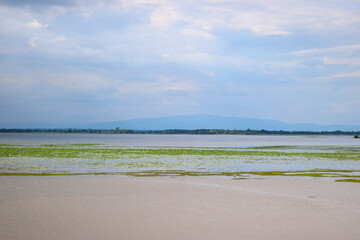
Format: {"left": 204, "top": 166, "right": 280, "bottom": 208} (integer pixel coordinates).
{"left": 335, "top": 179, "right": 360, "bottom": 183}
{"left": 244, "top": 170, "right": 360, "bottom": 178}
{"left": 249, "top": 145, "right": 360, "bottom": 152}
{"left": 0, "top": 169, "right": 359, "bottom": 181}
{"left": 286, "top": 172, "right": 327, "bottom": 177}
{"left": 0, "top": 171, "right": 72, "bottom": 176}
{"left": 121, "top": 170, "right": 229, "bottom": 177}
{"left": 1, "top": 145, "right": 360, "bottom": 161}
{"left": 246, "top": 171, "right": 286, "bottom": 176}
{"left": 249, "top": 145, "right": 292, "bottom": 150}
{"left": 122, "top": 170, "right": 360, "bottom": 179}
{"left": 38, "top": 143, "right": 103, "bottom": 148}
{"left": 115, "top": 161, "right": 184, "bottom": 168}
{"left": 0, "top": 144, "right": 30, "bottom": 147}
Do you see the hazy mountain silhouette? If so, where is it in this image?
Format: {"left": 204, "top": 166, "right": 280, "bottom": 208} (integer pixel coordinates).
{"left": 1, "top": 115, "right": 359, "bottom": 131}
{"left": 83, "top": 115, "right": 360, "bottom": 131}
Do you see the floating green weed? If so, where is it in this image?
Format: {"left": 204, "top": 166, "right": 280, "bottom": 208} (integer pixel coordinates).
{"left": 249, "top": 145, "right": 360, "bottom": 152}
{"left": 38, "top": 143, "right": 103, "bottom": 148}
{"left": 0, "top": 169, "right": 359, "bottom": 182}
{"left": 335, "top": 179, "right": 360, "bottom": 183}
{"left": 1, "top": 145, "right": 359, "bottom": 179}
{"left": 1, "top": 145, "right": 360, "bottom": 161}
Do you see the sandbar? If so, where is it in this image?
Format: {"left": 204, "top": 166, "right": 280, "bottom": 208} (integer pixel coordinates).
{"left": 0, "top": 176, "right": 359, "bottom": 240}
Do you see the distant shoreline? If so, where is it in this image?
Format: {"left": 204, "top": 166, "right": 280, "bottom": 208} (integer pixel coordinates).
{"left": 1, "top": 128, "right": 359, "bottom": 136}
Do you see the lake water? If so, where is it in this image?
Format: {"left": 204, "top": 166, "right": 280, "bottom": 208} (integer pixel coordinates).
{"left": 0, "top": 133, "right": 358, "bottom": 147}
{"left": 0, "top": 133, "right": 359, "bottom": 175}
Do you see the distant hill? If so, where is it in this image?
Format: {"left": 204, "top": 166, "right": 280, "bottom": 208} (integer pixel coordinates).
{"left": 1, "top": 115, "right": 359, "bottom": 131}
{"left": 84, "top": 115, "right": 360, "bottom": 131}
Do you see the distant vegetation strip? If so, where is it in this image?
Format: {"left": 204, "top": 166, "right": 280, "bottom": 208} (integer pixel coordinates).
{"left": 1, "top": 128, "right": 360, "bottom": 135}
{"left": 1, "top": 145, "right": 360, "bottom": 161}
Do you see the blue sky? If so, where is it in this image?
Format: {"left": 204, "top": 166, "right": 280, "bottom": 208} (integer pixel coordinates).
{"left": 0, "top": 0, "right": 359, "bottom": 125}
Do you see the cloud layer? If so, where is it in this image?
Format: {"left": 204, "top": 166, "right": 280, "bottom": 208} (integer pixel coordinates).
{"left": 0, "top": 0, "right": 359, "bottom": 124}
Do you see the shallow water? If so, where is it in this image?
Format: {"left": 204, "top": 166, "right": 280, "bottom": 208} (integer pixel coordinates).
{"left": 0, "top": 133, "right": 358, "bottom": 147}
{"left": 0, "top": 134, "right": 359, "bottom": 177}
{"left": 0, "top": 156, "right": 353, "bottom": 173}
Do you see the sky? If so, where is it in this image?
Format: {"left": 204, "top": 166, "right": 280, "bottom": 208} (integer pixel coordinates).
{"left": 0, "top": 0, "right": 359, "bottom": 125}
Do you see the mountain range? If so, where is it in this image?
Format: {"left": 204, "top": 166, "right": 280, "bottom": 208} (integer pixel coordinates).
{"left": 1, "top": 115, "right": 359, "bottom": 131}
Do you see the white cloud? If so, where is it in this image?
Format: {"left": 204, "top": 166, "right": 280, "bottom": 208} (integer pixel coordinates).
{"left": 4, "top": 72, "right": 117, "bottom": 102}
{"left": 176, "top": 53, "right": 248, "bottom": 67}
{"left": 323, "top": 57, "right": 360, "bottom": 66}
{"left": 51, "top": 35, "right": 67, "bottom": 41}
{"left": 331, "top": 72, "right": 360, "bottom": 78}
{"left": 1, "top": 0, "right": 360, "bottom": 124}
{"left": 289, "top": 45, "right": 360, "bottom": 56}
{"left": 294, "top": 71, "right": 360, "bottom": 82}
{"left": 326, "top": 99, "right": 360, "bottom": 115}
{"left": 28, "top": 37, "right": 36, "bottom": 47}
{"left": 181, "top": 28, "right": 214, "bottom": 39}
{"left": 288, "top": 44, "right": 360, "bottom": 68}
{"left": 111, "top": 75, "right": 205, "bottom": 99}
{"left": 226, "top": 11, "right": 292, "bottom": 35}
{"left": 26, "top": 19, "right": 47, "bottom": 29}
{"left": 149, "top": 6, "right": 180, "bottom": 28}
{"left": 190, "top": 0, "right": 360, "bottom": 36}
{"left": 265, "top": 60, "right": 304, "bottom": 68}
{"left": 200, "top": 69, "right": 215, "bottom": 76}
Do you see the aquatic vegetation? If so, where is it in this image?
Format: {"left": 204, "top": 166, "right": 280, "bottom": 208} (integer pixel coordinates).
{"left": 38, "top": 143, "right": 103, "bottom": 148}
{"left": 335, "top": 179, "right": 360, "bottom": 183}
{"left": 249, "top": 145, "right": 360, "bottom": 152}
{"left": 1, "top": 169, "right": 359, "bottom": 180}
{"left": 115, "top": 161, "right": 184, "bottom": 169}
{"left": 0, "top": 144, "right": 359, "bottom": 181}
{"left": 1, "top": 144, "right": 360, "bottom": 160}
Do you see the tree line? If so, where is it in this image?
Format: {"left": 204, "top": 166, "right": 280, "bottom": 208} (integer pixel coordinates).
{"left": 0, "top": 128, "right": 359, "bottom": 135}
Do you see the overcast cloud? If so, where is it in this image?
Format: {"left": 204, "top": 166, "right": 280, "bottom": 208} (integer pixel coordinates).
{"left": 0, "top": 0, "right": 359, "bottom": 124}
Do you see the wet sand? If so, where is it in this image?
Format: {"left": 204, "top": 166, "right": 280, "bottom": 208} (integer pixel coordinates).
{"left": 0, "top": 176, "right": 359, "bottom": 240}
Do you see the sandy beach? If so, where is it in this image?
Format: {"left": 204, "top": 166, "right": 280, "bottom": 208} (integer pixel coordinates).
{"left": 0, "top": 176, "right": 359, "bottom": 240}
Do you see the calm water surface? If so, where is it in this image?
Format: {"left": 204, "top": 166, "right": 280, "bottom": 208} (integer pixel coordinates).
{"left": 0, "top": 133, "right": 358, "bottom": 147}
{"left": 1, "top": 133, "right": 359, "bottom": 175}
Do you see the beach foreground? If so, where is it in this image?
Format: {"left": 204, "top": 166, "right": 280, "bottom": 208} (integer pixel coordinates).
{"left": 0, "top": 176, "right": 359, "bottom": 240}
